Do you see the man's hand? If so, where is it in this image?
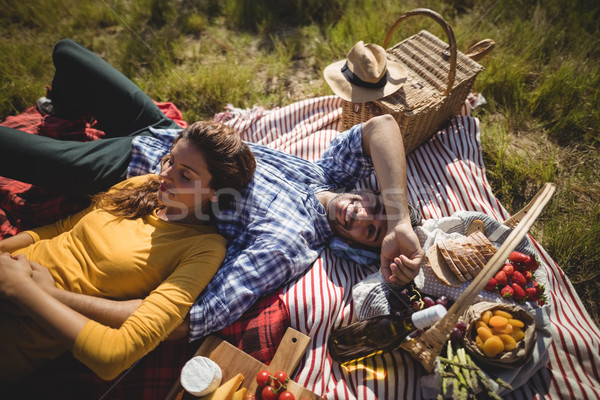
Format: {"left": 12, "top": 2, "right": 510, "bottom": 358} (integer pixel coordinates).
{"left": 380, "top": 221, "right": 424, "bottom": 285}
{"left": 30, "top": 261, "right": 57, "bottom": 292}
{"left": 166, "top": 315, "right": 190, "bottom": 341}
{"left": 0, "top": 298, "right": 25, "bottom": 316}
{"left": 0, "top": 252, "right": 34, "bottom": 298}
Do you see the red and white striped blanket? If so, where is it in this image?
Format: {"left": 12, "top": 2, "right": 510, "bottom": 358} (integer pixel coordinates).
{"left": 220, "top": 95, "right": 600, "bottom": 400}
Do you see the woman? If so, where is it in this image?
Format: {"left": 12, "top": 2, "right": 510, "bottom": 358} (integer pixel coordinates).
{"left": 0, "top": 120, "right": 256, "bottom": 383}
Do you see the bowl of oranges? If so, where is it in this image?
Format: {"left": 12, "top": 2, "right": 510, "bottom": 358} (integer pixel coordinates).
{"left": 462, "top": 302, "right": 537, "bottom": 369}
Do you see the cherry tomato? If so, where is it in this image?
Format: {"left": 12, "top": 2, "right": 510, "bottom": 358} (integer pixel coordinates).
{"left": 279, "top": 390, "right": 295, "bottom": 400}
{"left": 273, "top": 371, "right": 288, "bottom": 389}
{"left": 256, "top": 370, "right": 271, "bottom": 387}
{"left": 244, "top": 394, "right": 257, "bottom": 400}
{"left": 261, "top": 385, "right": 278, "bottom": 400}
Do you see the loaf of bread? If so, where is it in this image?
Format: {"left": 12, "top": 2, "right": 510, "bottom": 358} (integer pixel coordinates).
{"left": 425, "top": 231, "right": 497, "bottom": 287}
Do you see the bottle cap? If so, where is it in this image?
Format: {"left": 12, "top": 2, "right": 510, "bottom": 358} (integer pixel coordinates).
{"left": 411, "top": 304, "right": 447, "bottom": 329}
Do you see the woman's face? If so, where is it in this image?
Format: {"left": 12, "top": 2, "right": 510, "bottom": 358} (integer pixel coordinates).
{"left": 157, "top": 138, "right": 216, "bottom": 221}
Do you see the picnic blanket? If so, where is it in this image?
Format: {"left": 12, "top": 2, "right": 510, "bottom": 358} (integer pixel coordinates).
{"left": 218, "top": 95, "right": 600, "bottom": 399}
{"left": 2, "top": 96, "right": 600, "bottom": 399}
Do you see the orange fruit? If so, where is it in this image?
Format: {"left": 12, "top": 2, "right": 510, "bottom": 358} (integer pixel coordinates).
{"left": 482, "top": 335, "right": 504, "bottom": 357}
{"left": 488, "top": 315, "right": 509, "bottom": 328}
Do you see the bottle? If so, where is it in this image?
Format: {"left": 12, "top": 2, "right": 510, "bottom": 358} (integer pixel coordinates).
{"left": 329, "top": 304, "right": 447, "bottom": 363}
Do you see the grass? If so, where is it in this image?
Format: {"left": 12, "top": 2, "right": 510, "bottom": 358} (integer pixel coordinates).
{"left": 1, "top": 0, "right": 599, "bottom": 325}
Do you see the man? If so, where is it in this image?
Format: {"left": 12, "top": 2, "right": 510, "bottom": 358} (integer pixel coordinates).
{"left": 0, "top": 39, "right": 423, "bottom": 341}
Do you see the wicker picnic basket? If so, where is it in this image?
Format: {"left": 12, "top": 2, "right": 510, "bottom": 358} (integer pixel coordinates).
{"left": 398, "top": 183, "right": 556, "bottom": 372}
{"left": 341, "top": 8, "right": 487, "bottom": 154}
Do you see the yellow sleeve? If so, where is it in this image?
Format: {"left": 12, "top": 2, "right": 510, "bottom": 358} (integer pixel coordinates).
{"left": 72, "top": 234, "right": 225, "bottom": 380}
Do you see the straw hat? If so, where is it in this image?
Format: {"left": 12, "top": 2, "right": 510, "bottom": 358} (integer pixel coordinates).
{"left": 324, "top": 41, "right": 407, "bottom": 103}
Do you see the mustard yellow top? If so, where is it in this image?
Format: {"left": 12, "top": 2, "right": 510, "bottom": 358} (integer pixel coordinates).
{"left": 12, "top": 175, "right": 225, "bottom": 380}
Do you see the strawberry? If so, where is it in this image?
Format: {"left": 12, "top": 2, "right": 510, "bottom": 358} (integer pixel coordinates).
{"left": 500, "top": 285, "right": 514, "bottom": 299}
{"left": 485, "top": 277, "right": 498, "bottom": 291}
{"left": 512, "top": 270, "right": 528, "bottom": 288}
{"left": 525, "top": 286, "right": 539, "bottom": 301}
{"left": 512, "top": 283, "right": 527, "bottom": 302}
{"left": 524, "top": 256, "right": 540, "bottom": 271}
{"left": 509, "top": 251, "right": 531, "bottom": 265}
{"left": 533, "top": 281, "right": 545, "bottom": 294}
{"left": 524, "top": 270, "right": 533, "bottom": 282}
{"left": 501, "top": 263, "right": 515, "bottom": 278}
{"left": 494, "top": 270, "right": 508, "bottom": 287}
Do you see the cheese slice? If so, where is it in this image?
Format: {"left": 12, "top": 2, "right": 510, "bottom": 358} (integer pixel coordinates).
{"left": 200, "top": 373, "right": 244, "bottom": 400}
{"left": 231, "top": 387, "right": 247, "bottom": 400}
{"left": 180, "top": 356, "right": 222, "bottom": 397}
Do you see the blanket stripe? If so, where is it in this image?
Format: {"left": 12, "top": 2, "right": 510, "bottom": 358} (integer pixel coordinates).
{"left": 221, "top": 96, "right": 600, "bottom": 400}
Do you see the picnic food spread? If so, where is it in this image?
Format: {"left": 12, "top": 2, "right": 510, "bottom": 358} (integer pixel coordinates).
{"left": 345, "top": 202, "right": 553, "bottom": 398}
{"left": 180, "top": 368, "right": 303, "bottom": 400}
{"left": 167, "top": 328, "right": 320, "bottom": 400}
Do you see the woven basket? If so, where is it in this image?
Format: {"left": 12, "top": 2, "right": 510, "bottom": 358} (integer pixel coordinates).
{"left": 341, "top": 8, "right": 485, "bottom": 154}
{"left": 398, "top": 183, "right": 556, "bottom": 372}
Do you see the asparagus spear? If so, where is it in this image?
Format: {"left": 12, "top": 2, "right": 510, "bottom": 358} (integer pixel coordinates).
{"left": 437, "top": 342, "right": 512, "bottom": 400}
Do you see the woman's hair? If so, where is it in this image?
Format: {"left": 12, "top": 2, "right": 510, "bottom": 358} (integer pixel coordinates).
{"left": 178, "top": 120, "right": 256, "bottom": 193}
{"left": 93, "top": 121, "right": 256, "bottom": 219}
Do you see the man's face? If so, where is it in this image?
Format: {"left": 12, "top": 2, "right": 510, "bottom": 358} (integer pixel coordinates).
{"left": 326, "top": 190, "right": 387, "bottom": 249}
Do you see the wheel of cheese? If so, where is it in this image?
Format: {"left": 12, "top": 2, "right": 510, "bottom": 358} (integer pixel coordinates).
{"left": 180, "top": 356, "right": 223, "bottom": 397}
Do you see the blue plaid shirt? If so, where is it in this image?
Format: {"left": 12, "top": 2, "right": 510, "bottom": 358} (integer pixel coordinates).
{"left": 128, "top": 123, "right": 374, "bottom": 340}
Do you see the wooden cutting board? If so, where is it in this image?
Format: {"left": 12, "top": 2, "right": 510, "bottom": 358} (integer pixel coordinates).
{"left": 164, "top": 327, "right": 321, "bottom": 400}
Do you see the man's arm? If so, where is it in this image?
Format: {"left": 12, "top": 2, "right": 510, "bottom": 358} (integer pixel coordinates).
{"left": 360, "top": 114, "right": 424, "bottom": 285}
{"left": 30, "top": 261, "right": 189, "bottom": 340}
{"left": 50, "top": 289, "right": 189, "bottom": 341}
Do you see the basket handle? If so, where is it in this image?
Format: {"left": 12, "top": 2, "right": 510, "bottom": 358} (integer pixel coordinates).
{"left": 382, "top": 8, "right": 457, "bottom": 95}
{"left": 464, "top": 39, "right": 495, "bottom": 61}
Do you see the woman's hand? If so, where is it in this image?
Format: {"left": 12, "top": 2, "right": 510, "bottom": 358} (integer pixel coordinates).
{"left": 0, "top": 252, "right": 87, "bottom": 353}
{"left": 0, "top": 252, "right": 34, "bottom": 299}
